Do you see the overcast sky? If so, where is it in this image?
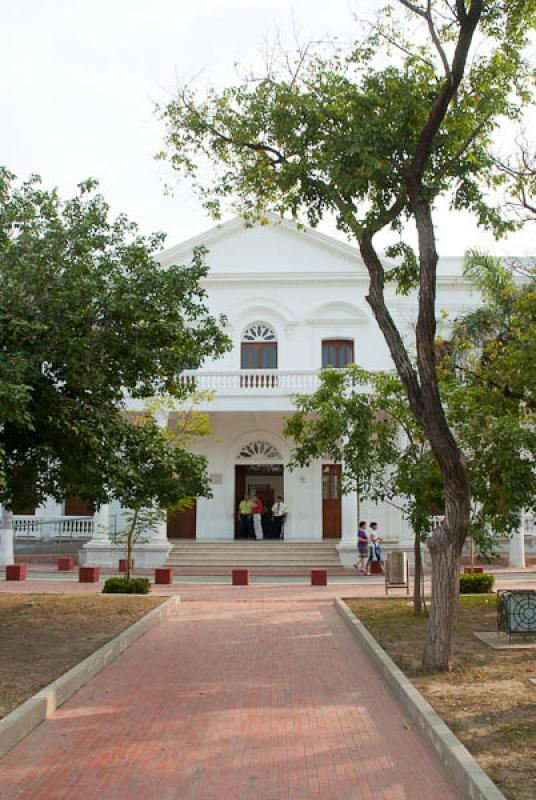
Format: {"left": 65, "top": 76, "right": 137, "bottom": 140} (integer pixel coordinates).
{"left": 2, "top": 0, "right": 533, "bottom": 257}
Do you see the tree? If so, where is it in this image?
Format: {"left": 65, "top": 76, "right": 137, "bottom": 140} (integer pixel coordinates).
{"left": 158, "top": 1, "right": 535, "bottom": 670}
{"left": 107, "top": 394, "right": 216, "bottom": 579}
{"left": 285, "top": 358, "right": 536, "bottom": 614}
{"left": 285, "top": 367, "right": 442, "bottom": 615}
{"left": 0, "top": 170, "right": 230, "bottom": 537}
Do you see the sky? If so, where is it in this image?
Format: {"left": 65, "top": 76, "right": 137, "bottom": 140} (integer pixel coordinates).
{"left": 1, "top": 0, "right": 533, "bottom": 258}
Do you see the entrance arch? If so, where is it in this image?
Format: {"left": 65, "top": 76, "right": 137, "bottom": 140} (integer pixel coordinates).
{"left": 233, "top": 434, "right": 287, "bottom": 539}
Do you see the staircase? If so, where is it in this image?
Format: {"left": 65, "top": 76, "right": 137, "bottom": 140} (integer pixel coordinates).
{"left": 166, "top": 540, "right": 343, "bottom": 571}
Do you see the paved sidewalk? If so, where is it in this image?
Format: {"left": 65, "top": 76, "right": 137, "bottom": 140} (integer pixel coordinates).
{"left": 0, "top": 585, "right": 459, "bottom": 800}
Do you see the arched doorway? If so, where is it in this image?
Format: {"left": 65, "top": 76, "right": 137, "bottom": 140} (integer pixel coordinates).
{"left": 234, "top": 439, "right": 284, "bottom": 539}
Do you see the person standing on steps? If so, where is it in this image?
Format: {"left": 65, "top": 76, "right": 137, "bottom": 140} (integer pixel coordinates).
{"left": 251, "top": 494, "right": 263, "bottom": 540}
{"left": 366, "top": 522, "right": 384, "bottom": 575}
{"left": 272, "top": 495, "right": 288, "bottom": 539}
{"left": 353, "top": 521, "right": 368, "bottom": 574}
{"left": 237, "top": 494, "right": 253, "bottom": 539}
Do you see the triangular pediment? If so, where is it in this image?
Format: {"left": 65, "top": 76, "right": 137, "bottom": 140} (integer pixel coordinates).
{"left": 158, "top": 213, "right": 367, "bottom": 276}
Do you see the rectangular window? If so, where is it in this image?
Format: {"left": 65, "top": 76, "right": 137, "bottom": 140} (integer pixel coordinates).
{"left": 241, "top": 342, "right": 278, "bottom": 369}
{"left": 321, "top": 339, "right": 354, "bottom": 368}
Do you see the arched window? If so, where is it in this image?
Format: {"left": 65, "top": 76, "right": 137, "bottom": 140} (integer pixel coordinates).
{"left": 237, "top": 440, "right": 282, "bottom": 460}
{"left": 321, "top": 339, "right": 354, "bottom": 368}
{"left": 241, "top": 324, "right": 278, "bottom": 369}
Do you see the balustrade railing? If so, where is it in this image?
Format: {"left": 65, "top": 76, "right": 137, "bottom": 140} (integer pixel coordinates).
{"left": 13, "top": 516, "right": 94, "bottom": 540}
{"left": 179, "top": 369, "right": 320, "bottom": 394}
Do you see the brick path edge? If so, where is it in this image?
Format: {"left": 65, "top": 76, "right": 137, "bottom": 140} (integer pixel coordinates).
{"left": 335, "top": 598, "right": 506, "bottom": 800}
{"left": 0, "top": 594, "right": 180, "bottom": 761}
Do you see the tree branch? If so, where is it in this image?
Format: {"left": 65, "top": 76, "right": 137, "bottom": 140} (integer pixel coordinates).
{"left": 436, "top": 110, "right": 493, "bottom": 181}
{"left": 426, "top": 0, "right": 452, "bottom": 81}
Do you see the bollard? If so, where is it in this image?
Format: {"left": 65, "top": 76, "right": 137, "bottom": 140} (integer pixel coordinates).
{"left": 6, "top": 564, "right": 27, "bottom": 581}
{"left": 58, "top": 557, "right": 75, "bottom": 571}
{"left": 119, "top": 559, "right": 134, "bottom": 573}
{"left": 232, "top": 569, "right": 249, "bottom": 586}
{"left": 79, "top": 566, "right": 100, "bottom": 583}
{"left": 311, "top": 569, "right": 327, "bottom": 586}
{"left": 155, "top": 567, "right": 174, "bottom": 585}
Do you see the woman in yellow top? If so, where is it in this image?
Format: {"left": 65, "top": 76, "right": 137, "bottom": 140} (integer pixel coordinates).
{"left": 238, "top": 495, "right": 253, "bottom": 538}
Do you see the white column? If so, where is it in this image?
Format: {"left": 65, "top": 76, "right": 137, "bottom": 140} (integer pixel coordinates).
{"left": 93, "top": 504, "right": 111, "bottom": 541}
{"left": 0, "top": 506, "right": 14, "bottom": 567}
{"left": 509, "top": 515, "right": 526, "bottom": 568}
{"left": 337, "top": 487, "right": 358, "bottom": 567}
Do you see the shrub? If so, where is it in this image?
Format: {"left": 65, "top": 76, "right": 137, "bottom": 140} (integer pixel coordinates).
{"left": 459, "top": 572, "right": 494, "bottom": 594}
{"left": 102, "top": 577, "right": 151, "bottom": 594}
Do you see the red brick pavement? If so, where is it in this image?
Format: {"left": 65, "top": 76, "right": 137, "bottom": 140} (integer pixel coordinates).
{"left": 0, "top": 584, "right": 460, "bottom": 800}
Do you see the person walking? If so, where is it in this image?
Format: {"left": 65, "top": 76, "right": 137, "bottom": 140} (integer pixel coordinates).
{"left": 272, "top": 495, "right": 288, "bottom": 539}
{"left": 353, "top": 521, "right": 368, "bottom": 574}
{"left": 237, "top": 494, "right": 253, "bottom": 539}
{"left": 366, "top": 522, "right": 384, "bottom": 575}
{"left": 251, "top": 494, "right": 264, "bottom": 540}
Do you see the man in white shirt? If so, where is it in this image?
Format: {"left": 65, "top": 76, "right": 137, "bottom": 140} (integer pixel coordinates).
{"left": 272, "top": 495, "right": 288, "bottom": 539}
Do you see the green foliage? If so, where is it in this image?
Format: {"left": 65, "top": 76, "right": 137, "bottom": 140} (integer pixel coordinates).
{"left": 459, "top": 573, "right": 495, "bottom": 594}
{"left": 0, "top": 169, "right": 231, "bottom": 510}
{"left": 102, "top": 577, "right": 151, "bottom": 594}
{"left": 285, "top": 366, "right": 440, "bottom": 539}
{"left": 158, "top": 3, "right": 534, "bottom": 237}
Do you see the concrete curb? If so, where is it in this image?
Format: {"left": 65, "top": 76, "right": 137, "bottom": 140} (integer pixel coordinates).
{"left": 0, "top": 594, "right": 180, "bottom": 760}
{"left": 335, "top": 598, "right": 506, "bottom": 800}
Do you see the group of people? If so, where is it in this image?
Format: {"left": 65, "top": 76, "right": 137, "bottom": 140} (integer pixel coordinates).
{"left": 238, "top": 494, "right": 288, "bottom": 540}
{"left": 353, "top": 521, "right": 384, "bottom": 575}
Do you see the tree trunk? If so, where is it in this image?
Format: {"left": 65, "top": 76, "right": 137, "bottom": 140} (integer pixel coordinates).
{"left": 424, "top": 536, "right": 461, "bottom": 672}
{"left": 126, "top": 510, "right": 138, "bottom": 582}
{"left": 413, "top": 533, "right": 422, "bottom": 616}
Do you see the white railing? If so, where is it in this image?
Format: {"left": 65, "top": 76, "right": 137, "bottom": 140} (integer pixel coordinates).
{"left": 13, "top": 516, "right": 94, "bottom": 540}
{"left": 179, "top": 369, "right": 321, "bottom": 394}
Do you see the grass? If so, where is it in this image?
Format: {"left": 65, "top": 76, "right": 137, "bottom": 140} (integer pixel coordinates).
{"left": 0, "top": 593, "right": 164, "bottom": 719}
{"left": 345, "top": 595, "right": 536, "bottom": 800}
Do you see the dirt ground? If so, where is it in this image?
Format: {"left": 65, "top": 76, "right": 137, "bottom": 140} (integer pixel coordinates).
{"left": 345, "top": 596, "right": 536, "bottom": 800}
{"left": 0, "top": 594, "right": 164, "bottom": 719}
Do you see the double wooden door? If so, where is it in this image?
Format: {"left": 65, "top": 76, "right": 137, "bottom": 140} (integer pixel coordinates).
{"left": 322, "top": 464, "right": 341, "bottom": 539}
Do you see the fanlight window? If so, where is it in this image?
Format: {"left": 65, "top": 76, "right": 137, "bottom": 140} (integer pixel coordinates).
{"left": 241, "top": 323, "right": 278, "bottom": 369}
{"left": 238, "top": 440, "right": 282, "bottom": 460}
{"left": 242, "top": 324, "right": 277, "bottom": 342}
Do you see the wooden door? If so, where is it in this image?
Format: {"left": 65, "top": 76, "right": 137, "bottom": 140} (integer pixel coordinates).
{"left": 167, "top": 503, "right": 196, "bottom": 539}
{"left": 64, "top": 496, "right": 95, "bottom": 516}
{"left": 322, "top": 464, "right": 341, "bottom": 539}
{"left": 235, "top": 465, "right": 247, "bottom": 538}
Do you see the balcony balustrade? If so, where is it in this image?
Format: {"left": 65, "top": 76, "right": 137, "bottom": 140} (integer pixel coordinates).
{"left": 13, "top": 516, "right": 94, "bottom": 540}
{"left": 179, "top": 369, "right": 321, "bottom": 394}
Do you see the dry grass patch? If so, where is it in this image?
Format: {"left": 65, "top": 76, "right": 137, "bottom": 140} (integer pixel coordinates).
{"left": 0, "top": 593, "right": 164, "bottom": 719}
{"left": 345, "top": 596, "right": 536, "bottom": 800}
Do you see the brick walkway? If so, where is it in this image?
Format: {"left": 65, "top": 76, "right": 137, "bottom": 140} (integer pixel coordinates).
{"left": 0, "top": 585, "right": 459, "bottom": 800}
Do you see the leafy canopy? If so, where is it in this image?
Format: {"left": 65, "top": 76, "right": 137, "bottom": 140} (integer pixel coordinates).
{"left": 0, "top": 169, "right": 230, "bottom": 511}
{"left": 158, "top": 1, "right": 535, "bottom": 248}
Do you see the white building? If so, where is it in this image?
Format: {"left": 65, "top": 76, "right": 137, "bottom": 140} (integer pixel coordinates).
{"left": 6, "top": 215, "right": 530, "bottom": 568}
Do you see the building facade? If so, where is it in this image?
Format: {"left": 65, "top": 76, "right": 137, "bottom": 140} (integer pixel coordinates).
{"left": 10, "top": 215, "right": 530, "bottom": 568}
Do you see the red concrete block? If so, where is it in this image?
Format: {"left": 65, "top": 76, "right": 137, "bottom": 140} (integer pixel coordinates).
{"left": 463, "top": 566, "right": 484, "bottom": 574}
{"left": 154, "top": 567, "right": 174, "bottom": 585}
{"left": 79, "top": 566, "right": 100, "bottom": 583}
{"left": 57, "top": 557, "right": 75, "bottom": 571}
{"left": 232, "top": 569, "right": 249, "bottom": 586}
{"left": 6, "top": 564, "right": 26, "bottom": 581}
{"left": 311, "top": 569, "right": 327, "bottom": 586}
{"left": 370, "top": 561, "right": 383, "bottom": 575}
{"left": 119, "top": 559, "right": 134, "bottom": 573}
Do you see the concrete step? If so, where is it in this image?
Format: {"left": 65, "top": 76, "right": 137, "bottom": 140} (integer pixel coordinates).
{"left": 167, "top": 540, "right": 342, "bottom": 568}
